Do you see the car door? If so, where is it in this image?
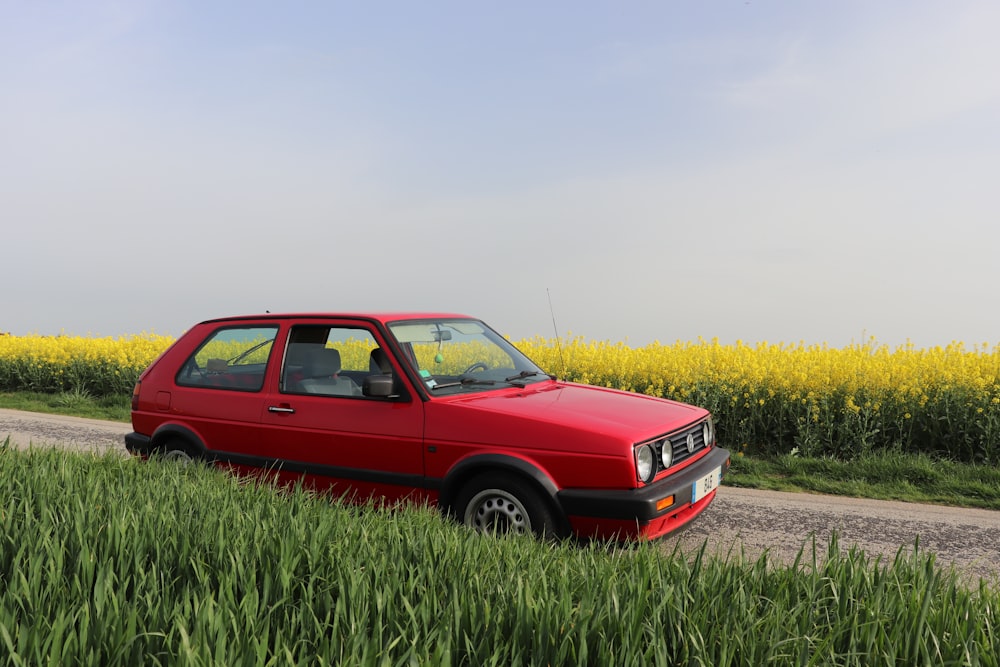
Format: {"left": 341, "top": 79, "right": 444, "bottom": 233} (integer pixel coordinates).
{"left": 257, "top": 320, "right": 426, "bottom": 503}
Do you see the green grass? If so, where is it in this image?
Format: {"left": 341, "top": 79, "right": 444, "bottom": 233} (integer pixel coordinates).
{"left": 0, "top": 390, "right": 131, "bottom": 422}
{"left": 1, "top": 444, "right": 997, "bottom": 665}
{"left": 726, "top": 449, "right": 1000, "bottom": 511}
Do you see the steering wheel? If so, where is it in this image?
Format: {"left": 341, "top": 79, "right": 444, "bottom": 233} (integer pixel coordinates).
{"left": 462, "top": 361, "right": 489, "bottom": 374}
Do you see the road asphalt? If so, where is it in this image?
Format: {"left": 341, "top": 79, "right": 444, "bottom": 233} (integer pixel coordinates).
{"left": 3, "top": 407, "right": 998, "bottom": 584}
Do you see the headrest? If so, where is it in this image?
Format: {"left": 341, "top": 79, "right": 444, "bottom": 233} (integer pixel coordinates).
{"left": 286, "top": 343, "right": 323, "bottom": 366}
{"left": 305, "top": 347, "right": 341, "bottom": 377}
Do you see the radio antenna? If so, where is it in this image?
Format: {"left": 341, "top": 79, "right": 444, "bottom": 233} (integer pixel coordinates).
{"left": 547, "top": 288, "right": 567, "bottom": 379}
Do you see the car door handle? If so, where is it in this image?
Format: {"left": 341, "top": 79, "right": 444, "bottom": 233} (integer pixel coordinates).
{"left": 268, "top": 405, "right": 296, "bottom": 414}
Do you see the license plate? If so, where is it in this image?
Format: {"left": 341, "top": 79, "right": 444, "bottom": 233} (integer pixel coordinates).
{"left": 691, "top": 466, "right": 722, "bottom": 504}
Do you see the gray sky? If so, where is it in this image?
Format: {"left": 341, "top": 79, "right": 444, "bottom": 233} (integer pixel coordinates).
{"left": 3, "top": 1, "right": 999, "bottom": 347}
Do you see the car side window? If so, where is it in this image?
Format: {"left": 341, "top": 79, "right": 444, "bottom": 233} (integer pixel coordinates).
{"left": 282, "top": 325, "right": 383, "bottom": 397}
{"left": 176, "top": 326, "right": 278, "bottom": 391}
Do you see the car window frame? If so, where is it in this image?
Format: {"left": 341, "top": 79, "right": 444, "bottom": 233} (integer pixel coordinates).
{"left": 174, "top": 324, "right": 280, "bottom": 393}
{"left": 277, "top": 319, "right": 413, "bottom": 401}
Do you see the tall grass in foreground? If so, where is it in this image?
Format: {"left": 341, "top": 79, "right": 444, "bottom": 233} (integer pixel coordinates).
{"left": 1, "top": 444, "right": 997, "bottom": 666}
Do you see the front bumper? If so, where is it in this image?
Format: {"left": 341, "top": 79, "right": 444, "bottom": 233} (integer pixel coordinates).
{"left": 556, "top": 446, "right": 730, "bottom": 540}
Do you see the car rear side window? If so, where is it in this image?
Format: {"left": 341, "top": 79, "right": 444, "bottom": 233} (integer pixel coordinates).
{"left": 176, "top": 326, "right": 278, "bottom": 391}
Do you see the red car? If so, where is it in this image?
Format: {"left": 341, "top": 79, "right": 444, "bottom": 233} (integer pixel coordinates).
{"left": 126, "top": 313, "right": 729, "bottom": 540}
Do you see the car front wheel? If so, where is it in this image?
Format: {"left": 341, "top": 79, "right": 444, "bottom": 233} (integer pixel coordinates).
{"left": 455, "top": 473, "right": 560, "bottom": 539}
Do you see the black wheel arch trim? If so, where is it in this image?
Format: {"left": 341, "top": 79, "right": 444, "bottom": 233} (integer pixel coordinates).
{"left": 438, "top": 454, "right": 561, "bottom": 512}
{"left": 125, "top": 424, "right": 209, "bottom": 457}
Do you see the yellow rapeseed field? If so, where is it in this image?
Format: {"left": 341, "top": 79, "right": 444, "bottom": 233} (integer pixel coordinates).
{"left": 520, "top": 336, "right": 1000, "bottom": 462}
{"left": 0, "top": 333, "right": 173, "bottom": 398}
{"left": 2, "top": 333, "right": 998, "bottom": 462}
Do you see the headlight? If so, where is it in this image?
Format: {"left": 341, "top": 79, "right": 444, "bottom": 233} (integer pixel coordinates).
{"left": 660, "top": 438, "right": 673, "bottom": 469}
{"left": 635, "top": 444, "right": 655, "bottom": 483}
{"left": 703, "top": 419, "right": 715, "bottom": 446}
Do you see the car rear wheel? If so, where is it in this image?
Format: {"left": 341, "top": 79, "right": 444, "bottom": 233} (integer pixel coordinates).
{"left": 160, "top": 440, "right": 197, "bottom": 464}
{"left": 455, "top": 473, "right": 560, "bottom": 539}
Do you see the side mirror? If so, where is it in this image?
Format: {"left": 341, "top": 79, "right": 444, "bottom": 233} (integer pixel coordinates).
{"left": 363, "top": 375, "right": 396, "bottom": 398}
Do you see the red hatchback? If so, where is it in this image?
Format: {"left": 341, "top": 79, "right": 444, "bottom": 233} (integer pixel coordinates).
{"left": 126, "top": 313, "right": 729, "bottom": 540}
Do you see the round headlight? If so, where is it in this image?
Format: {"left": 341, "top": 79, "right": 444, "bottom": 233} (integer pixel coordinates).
{"left": 703, "top": 420, "right": 714, "bottom": 446}
{"left": 660, "top": 439, "right": 673, "bottom": 469}
{"left": 636, "top": 444, "right": 655, "bottom": 483}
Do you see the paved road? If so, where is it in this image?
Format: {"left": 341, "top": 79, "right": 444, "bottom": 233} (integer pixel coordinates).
{"left": 3, "top": 408, "right": 999, "bottom": 584}
{"left": 1, "top": 408, "right": 131, "bottom": 455}
{"left": 661, "top": 486, "right": 1000, "bottom": 585}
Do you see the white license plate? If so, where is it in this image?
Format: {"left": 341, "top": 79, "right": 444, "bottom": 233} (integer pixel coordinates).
{"left": 691, "top": 466, "right": 722, "bottom": 504}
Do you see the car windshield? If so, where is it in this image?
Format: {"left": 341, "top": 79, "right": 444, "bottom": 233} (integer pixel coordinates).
{"left": 387, "top": 319, "right": 550, "bottom": 395}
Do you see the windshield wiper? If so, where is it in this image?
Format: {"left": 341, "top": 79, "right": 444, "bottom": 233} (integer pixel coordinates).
{"left": 432, "top": 372, "right": 546, "bottom": 391}
{"left": 430, "top": 377, "right": 496, "bottom": 390}
{"left": 504, "top": 370, "right": 543, "bottom": 383}
{"left": 504, "top": 370, "right": 554, "bottom": 386}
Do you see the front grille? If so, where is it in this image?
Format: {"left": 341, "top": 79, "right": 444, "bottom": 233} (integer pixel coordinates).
{"left": 644, "top": 421, "right": 710, "bottom": 477}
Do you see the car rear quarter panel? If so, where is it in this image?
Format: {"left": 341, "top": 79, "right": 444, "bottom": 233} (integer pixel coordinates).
{"left": 131, "top": 321, "right": 276, "bottom": 451}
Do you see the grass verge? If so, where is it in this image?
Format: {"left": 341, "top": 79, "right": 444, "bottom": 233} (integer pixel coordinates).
{"left": 1, "top": 444, "right": 996, "bottom": 665}
{"left": 0, "top": 390, "right": 131, "bottom": 422}
{"left": 726, "top": 449, "right": 1000, "bottom": 511}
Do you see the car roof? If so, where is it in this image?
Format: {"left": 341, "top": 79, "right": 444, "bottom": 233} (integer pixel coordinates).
{"left": 199, "top": 312, "right": 476, "bottom": 326}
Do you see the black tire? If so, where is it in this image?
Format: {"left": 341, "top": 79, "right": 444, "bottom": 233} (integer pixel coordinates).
{"left": 159, "top": 439, "right": 198, "bottom": 464}
{"left": 454, "top": 472, "right": 561, "bottom": 539}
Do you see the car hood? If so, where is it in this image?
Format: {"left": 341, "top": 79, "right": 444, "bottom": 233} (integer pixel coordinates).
{"left": 425, "top": 380, "right": 706, "bottom": 452}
